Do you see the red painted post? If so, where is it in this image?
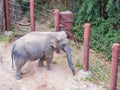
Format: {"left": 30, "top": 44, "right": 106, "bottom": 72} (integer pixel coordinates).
{"left": 54, "top": 10, "right": 60, "bottom": 32}
{"left": 110, "top": 43, "right": 120, "bottom": 90}
{"left": 30, "top": 0, "right": 35, "bottom": 31}
{"left": 60, "top": 11, "right": 72, "bottom": 33}
{"left": 5, "top": 0, "right": 10, "bottom": 31}
{"left": 83, "top": 23, "right": 91, "bottom": 72}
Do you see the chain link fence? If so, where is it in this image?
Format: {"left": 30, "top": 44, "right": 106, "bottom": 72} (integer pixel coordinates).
{"left": 89, "top": 27, "right": 120, "bottom": 90}
{"left": 8, "top": 0, "right": 54, "bottom": 33}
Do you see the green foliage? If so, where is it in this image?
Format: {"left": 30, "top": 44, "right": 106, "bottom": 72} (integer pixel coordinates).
{"left": 25, "top": 10, "right": 30, "bottom": 21}
{"left": 75, "top": 62, "right": 83, "bottom": 69}
{"left": 49, "top": 21, "right": 54, "bottom": 28}
{"left": 0, "top": 35, "right": 7, "bottom": 42}
{"left": 72, "top": 0, "right": 120, "bottom": 61}
{"left": 17, "top": 0, "right": 29, "bottom": 11}
{"left": 73, "top": 0, "right": 100, "bottom": 24}
{"left": 72, "top": 25, "right": 84, "bottom": 42}
{"left": 0, "top": 34, "right": 14, "bottom": 42}
{"left": 18, "top": 0, "right": 53, "bottom": 22}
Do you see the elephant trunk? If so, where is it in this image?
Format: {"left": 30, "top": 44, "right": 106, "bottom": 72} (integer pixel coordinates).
{"left": 63, "top": 44, "right": 75, "bottom": 75}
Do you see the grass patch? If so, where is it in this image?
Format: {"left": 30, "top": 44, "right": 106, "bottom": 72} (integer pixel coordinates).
{"left": 75, "top": 62, "right": 83, "bottom": 69}
{"left": 0, "top": 35, "right": 13, "bottom": 42}
{"left": 76, "top": 57, "right": 110, "bottom": 90}
{"left": 88, "top": 58, "right": 110, "bottom": 90}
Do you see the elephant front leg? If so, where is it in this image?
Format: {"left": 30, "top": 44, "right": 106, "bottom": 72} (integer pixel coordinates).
{"left": 15, "top": 65, "right": 22, "bottom": 80}
{"left": 15, "top": 58, "right": 26, "bottom": 80}
{"left": 46, "top": 58, "right": 52, "bottom": 70}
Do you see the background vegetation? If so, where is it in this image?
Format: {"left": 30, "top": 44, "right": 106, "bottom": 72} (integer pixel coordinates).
{"left": 72, "top": 0, "right": 120, "bottom": 60}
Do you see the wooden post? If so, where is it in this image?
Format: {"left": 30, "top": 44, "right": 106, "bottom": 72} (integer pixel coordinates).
{"left": 110, "top": 43, "right": 120, "bottom": 90}
{"left": 5, "top": 0, "right": 10, "bottom": 31}
{"left": 30, "top": 0, "right": 35, "bottom": 31}
{"left": 83, "top": 23, "right": 91, "bottom": 72}
{"left": 54, "top": 9, "right": 60, "bottom": 32}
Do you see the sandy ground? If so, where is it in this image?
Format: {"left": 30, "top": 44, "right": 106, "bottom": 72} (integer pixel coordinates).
{"left": 0, "top": 40, "right": 107, "bottom": 90}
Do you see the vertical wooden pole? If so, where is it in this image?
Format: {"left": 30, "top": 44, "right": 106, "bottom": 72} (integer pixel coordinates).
{"left": 54, "top": 9, "right": 60, "bottom": 32}
{"left": 83, "top": 23, "right": 91, "bottom": 72}
{"left": 5, "top": 0, "right": 10, "bottom": 31}
{"left": 110, "top": 43, "right": 120, "bottom": 90}
{"left": 30, "top": 0, "right": 35, "bottom": 31}
{"left": 54, "top": 10, "right": 60, "bottom": 53}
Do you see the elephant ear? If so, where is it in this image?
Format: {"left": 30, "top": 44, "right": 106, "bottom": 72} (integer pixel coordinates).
{"left": 50, "top": 39, "right": 57, "bottom": 48}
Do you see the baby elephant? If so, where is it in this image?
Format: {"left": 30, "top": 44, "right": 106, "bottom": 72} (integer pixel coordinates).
{"left": 11, "top": 31, "right": 75, "bottom": 80}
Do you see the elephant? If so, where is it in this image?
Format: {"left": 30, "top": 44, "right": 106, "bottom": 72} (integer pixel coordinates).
{"left": 11, "top": 31, "right": 75, "bottom": 80}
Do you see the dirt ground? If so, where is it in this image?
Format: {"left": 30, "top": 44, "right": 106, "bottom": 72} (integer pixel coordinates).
{"left": 0, "top": 19, "right": 107, "bottom": 90}
{"left": 0, "top": 40, "right": 107, "bottom": 90}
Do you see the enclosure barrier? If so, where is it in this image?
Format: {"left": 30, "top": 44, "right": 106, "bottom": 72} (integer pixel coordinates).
{"left": 78, "top": 23, "right": 92, "bottom": 77}
{"left": 83, "top": 23, "right": 91, "bottom": 72}
{"left": 5, "top": 0, "right": 10, "bottom": 31}
{"left": 60, "top": 10, "right": 72, "bottom": 34}
{"left": 4, "top": 0, "right": 35, "bottom": 32}
{"left": 54, "top": 9, "right": 79, "bottom": 48}
{"left": 30, "top": 0, "right": 35, "bottom": 31}
{"left": 54, "top": 10, "right": 60, "bottom": 32}
{"left": 110, "top": 43, "right": 120, "bottom": 90}
{"left": 54, "top": 9, "right": 73, "bottom": 34}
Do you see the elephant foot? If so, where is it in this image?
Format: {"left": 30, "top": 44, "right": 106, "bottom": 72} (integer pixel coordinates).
{"left": 38, "top": 62, "right": 44, "bottom": 67}
{"left": 46, "top": 66, "right": 52, "bottom": 71}
{"left": 15, "top": 74, "right": 22, "bottom": 80}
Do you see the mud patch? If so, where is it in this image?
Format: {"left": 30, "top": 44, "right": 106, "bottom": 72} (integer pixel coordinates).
{"left": 35, "top": 84, "right": 55, "bottom": 90}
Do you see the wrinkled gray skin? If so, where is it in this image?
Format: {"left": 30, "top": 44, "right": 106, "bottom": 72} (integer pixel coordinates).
{"left": 11, "top": 31, "right": 75, "bottom": 80}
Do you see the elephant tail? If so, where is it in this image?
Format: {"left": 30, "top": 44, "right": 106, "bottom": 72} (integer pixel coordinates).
{"left": 11, "top": 52, "right": 14, "bottom": 68}
{"left": 11, "top": 44, "right": 16, "bottom": 68}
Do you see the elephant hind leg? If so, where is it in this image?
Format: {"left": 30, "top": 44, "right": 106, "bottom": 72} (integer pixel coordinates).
{"left": 38, "top": 58, "right": 44, "bottom": 67}
{"left": 15, "top": 58, "right": 26, "bottom": 80}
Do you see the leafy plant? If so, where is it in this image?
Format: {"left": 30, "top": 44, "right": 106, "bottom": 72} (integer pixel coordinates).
{"left": 72, "top": 0, "right": 120, "bottom": 61}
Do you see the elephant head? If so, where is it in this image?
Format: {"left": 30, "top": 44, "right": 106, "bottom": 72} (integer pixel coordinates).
{"left": 50, "top": 31, "right": 75, "bottom": 75}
